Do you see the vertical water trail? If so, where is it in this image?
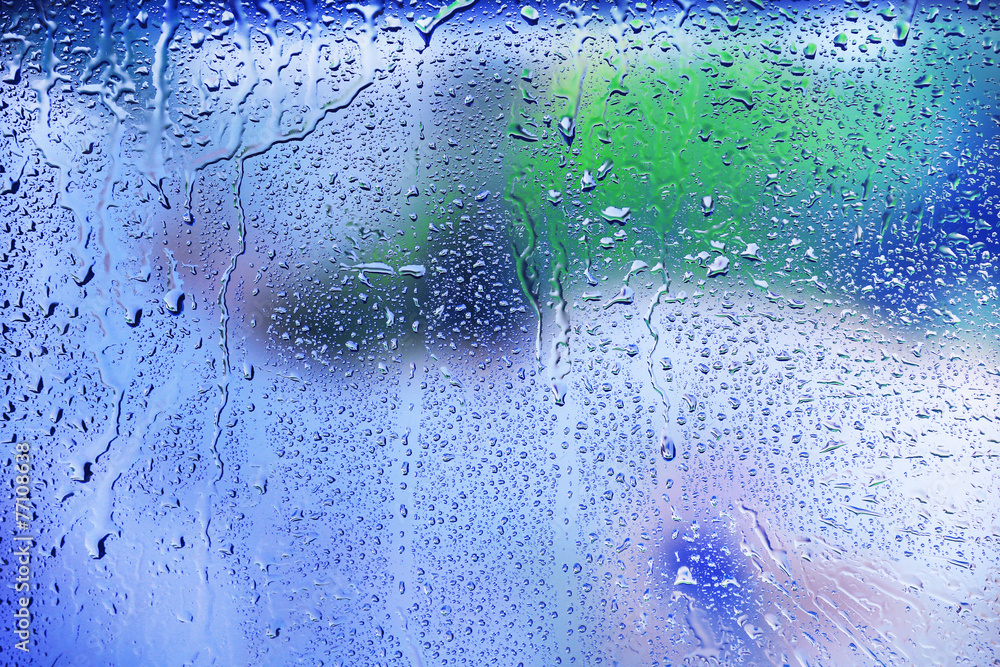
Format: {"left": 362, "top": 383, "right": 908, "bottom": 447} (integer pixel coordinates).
{"left": 189, "top": 160, "right": 247, "bottom": 664}
{"left": 542, "top": 4, "right": 597, "bottom": 402}
{"left": 508, "top": 3, "right": 595, "bottom": 369}
{"left": 641, "top": 264, "right": 675, "bottom": 461}
{"left": 83, "top": 0, "right": 132, "bottom": 122}
{"left": 91, "top": 0, "right": 148, "bottom": 281}
{"left": 209, "top": 160, "right": 247, "bottom": 490}
{"left": 28, "top": 0, "right": 60, "bottom": 161}
{"left": 147, "top": 0, "right": 180, "bottom": 183}
{"left": 547, "top": 233, "right": 571, "bottom": 405}
{"left": 507, "top": 185, "right": 543, "bottom": 363}
{"left": 29, "top": 0, "right": 88, "bottom": 259}
{"left": 194, "top": 0, "right": 383, "bottom": 484}
{"left": 94, "top": 109, "right": 126, "bottom": 280}
{"left": 302, "top": 0, "right": 322, "bottom": 115}
{"left": 183, "top": 0, "right": 260, "bottom": 216}
{"left": 555, "top": 2, "right": 593, "bottom": 144}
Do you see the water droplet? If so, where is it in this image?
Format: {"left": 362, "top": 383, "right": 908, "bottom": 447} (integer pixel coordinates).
{"left": 674, "top": 566, "right": 697, "bottom": 585}
{"left": 603, "top": 286, "right": 634, "bottom": 309}
{"left": 508, "top": 124, "right": 539, "bottom": 142}
{"left": 596, "top": 160, "right": 614, "bottom": 180}
{"left": 164, "top": 289, "right": 185, "bottom": 314}
{"left": 660, "top": 431, "right": 676, "bottom": 461}
{"left": 601, "top": 206, "right": 630, "bottom": 224}
{"left": 740, "top": 243, "right": 761, "bottom": 260}
{"left": 558, "top": 116, "right": 575, "bottom": 144}
{"left": 399, "top": 265, "right": 427, "bottom": 278}
{"left": 701, "top": 195, "right": 714, "bottom": 216}
{"left": 706, "top": 255, "right": 730, "bottom": 277}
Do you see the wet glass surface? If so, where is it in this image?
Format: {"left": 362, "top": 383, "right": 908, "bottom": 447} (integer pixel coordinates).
{"left": 1, "top": 0, "right": 1000, "bottom": 664}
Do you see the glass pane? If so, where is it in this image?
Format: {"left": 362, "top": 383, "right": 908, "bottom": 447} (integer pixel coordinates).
{"left": 3, "top": 0, "right": 998, "bottom": 664}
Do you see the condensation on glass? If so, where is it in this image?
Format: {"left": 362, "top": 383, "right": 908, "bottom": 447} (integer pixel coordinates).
{"left": 1, "top": 0, "right": 998, "bottom": 664}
